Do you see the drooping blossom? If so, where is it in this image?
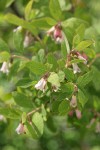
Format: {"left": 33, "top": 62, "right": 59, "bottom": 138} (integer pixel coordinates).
{"left": 23, "top": 32, "right": 34, "bottom": 48}
{"left": 72, "top": 63, "right": 81, "bottom": 74}
{"left": 70, "top": 95, "right": 77, "bottom": 108}
{"left": 35, "top": 78, "right": 47, "bottom": 92}
{"left": 76, "top": 51, "right": 87, "bottom": 64}
{"left": 0, "top": 61, "right": 10, "bottom": 74}
{"left": 47, "top": 23, "right": 63, "bottom": 43}
{"left": 16, "top": 123, "right": 25, "bottom": 134}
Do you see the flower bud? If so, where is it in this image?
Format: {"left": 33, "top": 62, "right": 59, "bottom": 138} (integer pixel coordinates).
{"left": 16, "top": 123, "right": 25, "bottom": 134}
{"left": 54, "top": 27, "right": 63, "bottom": 43}
{"left": 68, "top": 110, "right": 74, "bottom": 117}
{"left": 0, "top": 115, "right": 4, "bottom": 121}
{"left": 70, "top": 95, "right": 77, "bottom": 108}
{"left": 23, "top": 32, "right": 33, "bottom": 48}
{"left": 75, "top": 109, "right": 82, "bottom": 119}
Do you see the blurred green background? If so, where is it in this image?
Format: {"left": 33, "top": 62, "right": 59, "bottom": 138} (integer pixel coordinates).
{"left": 0, "top": 0, "right": 100, "bottom": 150}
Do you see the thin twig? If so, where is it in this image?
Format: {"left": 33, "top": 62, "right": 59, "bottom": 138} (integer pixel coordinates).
{"left": 27, "top": 107, "right": 41, "bottom": 117}
{"left": 11, "top": 55, "right": 30, "bottom": 61}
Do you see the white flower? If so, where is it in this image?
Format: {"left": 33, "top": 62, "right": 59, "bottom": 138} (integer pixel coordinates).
{"left": 35, "top": 78, "right": 47, "bottom": 92}
{"left": 16, "top": 123, "right": 25, "bottom": 134}
{"left": 23, "top": 33, "right": 33, "bottom": 48}
{"left": 23, "top": 35, "right": 30, "bottom": 48}
{"left": 70, "top": 95, "right": 77, "bottom": 108}
{"left": 0, "top": 61, "right": 10, "bottom": 74}
{"left": 13, "top": 26, "right": 22, "bottom": 32}
{"left": 72, "top": 63, "right": 81, "bottom": 74}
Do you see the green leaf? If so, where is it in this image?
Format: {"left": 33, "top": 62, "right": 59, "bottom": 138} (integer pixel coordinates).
{"left": 61, "top": 39, "right": 67, "bottom": 59}
{"left": 12, "top": 92, "right": 33, "bottom": 108}
{"left": 22, "top": 112, "right": 27, "bottom": 124}
{"left": 61, "top": 82, "right": 74, "bottom": 96}
{"left": 41, "top": 104, "right": 47, "bottom": 121}
{"left": 25, "top": 0, "right": 34, "bottom": 21}
{"left": 62, "top": 18, "right": 88, "bottom": 28}
{"left": 48, "top": 72, "right": 60, "bottom": 87}
{"left": 38, "top": 49, "right": 45, "bottom": 63}
{"left": 73, "top": 34, "right": 81, "bottom": 48}
{"left": 57, "top": 59, "right": 65, "bottom": 69}
{"left": 31, "top": 18, "right": 54, "bottom": 29}
{"left": 47, "top": 53, "right": 58, "bottom": 70}
{"left": 75, "top": 40, "right": 93, "bottom": 51}
{"left": 75, "top": 24, "right": 85, "bottom": 41}
{"left": 78, "top": 89, "right": 88, "bottom": 107}
{"left": 62, "top": 32, "right": 70, "bottom": 54}
{"left": 49, "top": 0, "right": 62, "bottom": 20}
{"left": 58, "top": 100, "right": 69, "bottom": 115}
{"left": 0, "top": 107, "right": 21, "bottom": 119}
{"left": 6, "top": 0, "right": 14, "bottom": 7}
{"left": 5, "top": 13, "right": 37, "bottom": 34}
{"left": 25, "top": 121, "right": 38, "bottom": 139}
{"left": 83, "top": 48, "right": 96, "bottom": 58}
{"left": 92, "top": 66, "right": 100, "bottom": 91}
{"left": 9, "top": 61, "right": 20, "bottom": 77}
{"left": 16, "top": 78, "right": 35, "bottom": 88}
{"left": 58, "top": 70, "right": 65, "bottom": 82}
{"left": 27, "top": 61, "right": 47, "bottom": 75}
{"left": 31, "top": 17, "right": 56, "bottom": 30}
{"left": 52, "top": 100, "right": 61, "bottom": 114}
{"left": 32, "top": 112, "right": 44, "bottom": 136}
{"left": 13, "top": 31, "right": 24, "bottom": 52}
{"left": 0, "top": 51, "right": 10, "bottom": 63}
{"left": 64, "top": 68, "right": 75, "bottom": 81}
{"left": 70, "top": 59, "right": 84, "bottom": 64}
{"left": 77, "top": 70, "right": 94, "bottom": 88}
{"left": 0, "top": 38, "right": 10, "bottom": 52}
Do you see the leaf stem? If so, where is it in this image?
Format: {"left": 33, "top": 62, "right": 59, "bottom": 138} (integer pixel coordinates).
{"left": 62, "top": 32, "right": 70, "bottom": 54}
